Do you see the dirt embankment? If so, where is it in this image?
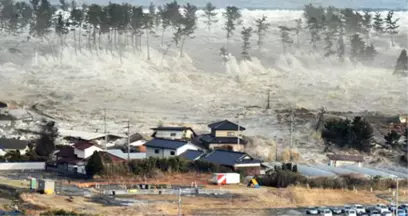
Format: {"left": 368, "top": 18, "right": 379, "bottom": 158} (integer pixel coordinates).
{"left": 20, "top": 186, "right": 386, "bottom": 216}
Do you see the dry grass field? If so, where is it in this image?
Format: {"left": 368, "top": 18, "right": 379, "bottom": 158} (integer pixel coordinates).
{"left": 20, "top": 186, "right": 388, "bottom": 216}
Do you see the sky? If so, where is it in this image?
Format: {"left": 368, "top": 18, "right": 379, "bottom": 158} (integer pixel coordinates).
{"left": 57, "top": 0, "right": 408, "bottom": 10}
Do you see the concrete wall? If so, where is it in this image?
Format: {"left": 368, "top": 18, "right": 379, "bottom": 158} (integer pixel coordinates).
{"left": 155, "top": 131, "right": 185, "bottom": 140}
{"left": 0, "top": 162, "right": 46, "bottom": 170}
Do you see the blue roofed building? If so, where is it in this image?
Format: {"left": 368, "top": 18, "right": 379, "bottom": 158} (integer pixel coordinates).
{"left": 145, "top": 138, "right": 202, "bottom": 158}
{"left": 184, "top": 149, "right": 262, "bottom": 175}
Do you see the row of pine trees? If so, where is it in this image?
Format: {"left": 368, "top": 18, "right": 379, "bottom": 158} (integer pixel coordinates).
{"left": 0, "top": 1, "right": 406, "bottom": 69}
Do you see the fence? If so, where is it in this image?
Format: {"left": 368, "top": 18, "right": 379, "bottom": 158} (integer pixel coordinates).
{"left": 0, "top": 162, "right": 45, "bottom": 170}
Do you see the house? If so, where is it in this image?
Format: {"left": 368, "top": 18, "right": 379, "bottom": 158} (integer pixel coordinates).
{"left": 73, "top": 141, "right": 103, "bottom": 159}
{"left": 0, "top": 138, "right": 30, "bottom": 156}
{"left": 58, "top": 129, "right": 125, "bottom": 147}
{"left": 198, "top": 120, "right": 247, "bottom": 151}
{"left": 200, "top": 149, "right": 262, "bottom": 175}
{"left": 145, "top": 138, "right": 201, "bottom": 158}
{"left": 151, "top": 126, "right": 196, "bottom": 141}
{"left": 327, "top": 154, "right": 364, "bottom": 167}
{"left": 55, "top": 142, "right": 120, "bottom": 174}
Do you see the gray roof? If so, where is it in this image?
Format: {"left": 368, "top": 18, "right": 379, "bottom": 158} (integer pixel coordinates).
{"left": 151, "top": 126, "right": 192, "bottom": 131}
{"left": 208, "top": 120, "right": 246, "bottom": 131}
{"left": 200, "top": 150, "right": 261, "bottom": 167}
{"left": 145, "top": 138, "right": 188, "bottom": 150}
{"left": 179, "top": 150, "right": 205, "bottom": 160}
{"left": 105, "top": 149, "right": 146, "bottom": 160}
{"left": 0, "top": 138, "right": 30, "bottom": 150}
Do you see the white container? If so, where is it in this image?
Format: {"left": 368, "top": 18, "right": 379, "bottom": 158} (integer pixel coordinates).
{"left": 212, "top": 173, "right": 240, "bottom": 185}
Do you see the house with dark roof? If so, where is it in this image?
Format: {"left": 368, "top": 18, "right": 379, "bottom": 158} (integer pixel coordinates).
{"left": 151, "top": 126, "right": 196, "bottom": 141}
{"left": 179, "top": 149, "right": 205, "bottom": 161}
{"left": 145, "top": 138, "right": 201, "bottom": 158}
{"left": 73, "top": 141, "right": 103, "bottom": 159}
{"left": 198, "top": 120, "right": 247, "bottom": 151}
{"left": 0, "top": 138, "right": 30, "bottom": 156}
{"left": 199, "top": 149, "right": 262, "bottom": 175}
{"left": 327, "top": 154, "right": 364, "bottom": 167}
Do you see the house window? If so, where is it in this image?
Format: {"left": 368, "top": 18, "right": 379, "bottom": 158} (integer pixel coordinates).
{"left": 170, "top": 151, "right": 175, "bottom": 156}
{"left": 170, "top": 133, "right": 177, "bottom": 137}
{"left": 227, "top": 132, "right": 235, "bottom": 136}
{"left": 154, "top": 149, "right": 160, "bottom": 154}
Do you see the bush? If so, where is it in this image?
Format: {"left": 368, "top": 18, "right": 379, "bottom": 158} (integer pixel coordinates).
{"left": 257, "top": 170, "right": 306, "bottom": 188}
{"left": 188, "top": 160, "right": 233, "bottom": 173}
{"left": 40, "top": 209, "right": 94, "bottom": 216}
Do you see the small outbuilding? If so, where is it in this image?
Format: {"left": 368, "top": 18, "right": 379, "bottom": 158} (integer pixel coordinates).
{"left": 327, "top": 154, "right": 364, "bottom": 167}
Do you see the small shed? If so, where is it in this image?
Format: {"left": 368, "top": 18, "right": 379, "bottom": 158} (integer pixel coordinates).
{"left": 327, "top": 154, "right": 363, "bottom": 167}
{"left": 38, "top": 179, "right": 55, "bottom": 195}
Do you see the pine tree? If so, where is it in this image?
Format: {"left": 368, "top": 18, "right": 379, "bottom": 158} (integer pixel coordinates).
{"left": 35, "top": 120, "right": 58, "bottom": 157}
{"left": 254, "top": 15, "right": 270, "bottom": 51}
{"left": 350, "top": 33, "right": 365, "bottom": 62}
{"left": 384, "top": 130, "right": 401, "bottom": 148}
{"left": 362, "top": 11, "right": 372, "bottom": 38}
{"left": 394, "top": 49, "right": 408, "bottom": 75}
{"left": 278, "top": 25, "right": 293, "bottom": 52}
{"left": 202, "top": 2, "right": 217, "bottom": 32}
{"left": 86, "top": 151, "right": 104, "bottom": 176}
{"left": 30, "top": 0, "right": 54, "bottom": 38}
{"left": 223, "top": 6, "right": 241, "bottom": 51}
{"left": 87, "top": 4, "right": 102, "bottom": 48}
{"left": 385, "top": 10, "right": 400, "bottom": 46}
{"left": 143, "top": 5, "right": 155, "bottom": 60}
{"left": 372, "top": 12, "right": 384, "bottom": 33}
{"left": 294, "top": 18, "right": 302, "bottom": 48}
{"left": 241, "top": 26, "right": 252, "bottom": 60}
{"left": 59, "top": 0, "right": 68, "bottom": 11}
{"left": 130, "top": 6, "right": 143, "bottom": 50}
{"left": 307, "top": 17, "right": 320, "bottom": 49}
{"left": 179, "top": 3, "right": 197, "bottom": 57}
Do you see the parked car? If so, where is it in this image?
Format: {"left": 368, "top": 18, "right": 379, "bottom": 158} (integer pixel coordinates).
{"left": 388, "top": 204, "right": 397, "bottom": 212}
{"left": 307, "top": 207, "right": 319, "bottom": 215}
{"left": 343, "top": 205, "right": 352, "bottom": 213}
{"left": 375, "top": 204, "right": 389, "bottom": 213}
{"left": 382, "top": 211, "right": 392, "bottom": 216}
{"left": 397, "top": 209, "right": 408, "bottom": 216}
{"left": 345, "top": 209, "right": 357, "bottom": 216}
{"left": 330, "top": 207, "right": 342, "bottom": 215}
{"left": 368, "top": 210, "right": 381, "bottom": 216}
{"left": 318, "top": 206, "right": 328, "bottom": 213}
{"left": 320, "top": 209, "right": 332, "bottom": 216}
{"left": 354, "top": 204, "right": 366, "bottom": 214}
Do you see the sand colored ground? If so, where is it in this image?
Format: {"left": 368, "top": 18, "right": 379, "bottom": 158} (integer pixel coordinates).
{"left": 20, "top": 186, "right": 387, "bottom": 216}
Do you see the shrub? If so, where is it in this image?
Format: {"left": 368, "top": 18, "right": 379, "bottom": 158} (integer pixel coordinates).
{"left": 257, "top": 170, "right": 306, "bottom": 188}
{"left": 40, "top": 209, "right": 94, "bottom": 216}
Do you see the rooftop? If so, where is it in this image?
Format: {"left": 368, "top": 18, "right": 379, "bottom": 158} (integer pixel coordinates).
{"left": 201, "top": 149, "right": 261, "bottom": 167}
{"left": 151, "top": 126, "right": 192, "bottom": 131}
{"left": 327, "top": 154, "right": 364, "bottom": 162}
{"left": 59, "top": 129, "right": 125, "bottom": 141}
{"left": 179, "top": 150, "right": 205, "bottom": 161}
{"left": 106, "top": 149, "right": 146, "bottom": 160}
{"left": 198, "top": 134, "right": 247, "bottom": 145}
{"left": 208, "top": 120, "right": 246, "bottom": 131}
{"left": 0, "top": 138, "right": 30, "bottom": 150}
{"left": 145, "top": 138, "right": 189, "bottom": 150}
{"left": 73, "top": 141, "right": 95, "bottom": 150}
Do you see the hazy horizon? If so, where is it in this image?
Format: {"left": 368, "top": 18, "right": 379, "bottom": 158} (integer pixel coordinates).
{"left": 46, "top": 0, "right": 408, "bottom": 10}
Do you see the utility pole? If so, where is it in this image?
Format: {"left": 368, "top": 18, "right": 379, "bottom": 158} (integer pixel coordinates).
{"left": 266, "top": 89, "right": 270, "bottom": 110}
{"left": 289, "top": 109, "right": 295, "bottom": 162}
{"left": 237, "top": 113, "right": 241, "bottom": 147}
{"left": 103, "top": 108, "right": 107, "bottom": 150}
{"left": 396, "top": 177, "right": 399, "bottom": 212}
{"left": 178, "top": 188, "right": 182, "bottom": 216}
{"left": 274, "top": 136, "right": 278, "bottom": 161}
{"left": 126, "top": 120, "right": 130, "bottom": 161}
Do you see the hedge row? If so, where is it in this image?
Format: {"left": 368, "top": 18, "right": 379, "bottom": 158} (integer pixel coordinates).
{"left": 257, "top": 170, "right": 408, "bottom": 190}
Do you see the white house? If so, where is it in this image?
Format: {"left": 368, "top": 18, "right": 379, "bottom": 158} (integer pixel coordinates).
{"left": 145, "top": 138, "right": 201, "bottom": 158}
{"left": 151, "top": 127, "right": 196, "bottom": 141}
{"left": 327, "top": 154, "right": 364, "bottom": 167}
{"left": 0, "top": 138, "right": 30, "bottom": 156}
{"left": 73, "top": 142, "right": 103, "bottom": 159}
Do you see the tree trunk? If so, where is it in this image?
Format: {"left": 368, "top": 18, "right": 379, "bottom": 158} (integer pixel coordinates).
{"left": 114, "top": 28, "right": 118, "bottom": 50}
{"left": 179, "top": 36, "right": 186, "bottom": 58}
{"left": 93, "top": 25, "right": 96, "bottom": 49}
{"left": 78, "top": 22, "right": 82, "bottom": 51}
{"left": 73, "top": 30, "right": 77, "bottom": 53}
{"left": 146, "top": 29, "right": 150, "bottom": 60}
{"left": 161, "top": 28, "right": 165, "bottom": 47}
